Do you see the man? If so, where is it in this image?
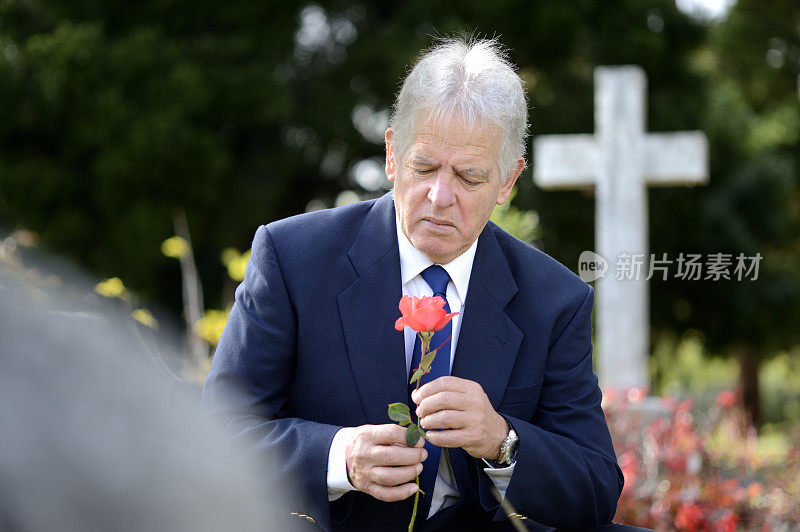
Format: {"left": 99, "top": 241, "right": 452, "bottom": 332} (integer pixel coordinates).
{"left": 203, "top": 38, "right": 625, "bottom": 531}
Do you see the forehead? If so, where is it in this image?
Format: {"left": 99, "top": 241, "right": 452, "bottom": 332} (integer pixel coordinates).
{"left": 406, "top": 113, "right": 502, "bottom": 165}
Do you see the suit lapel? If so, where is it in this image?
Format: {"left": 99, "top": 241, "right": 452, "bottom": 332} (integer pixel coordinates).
{"left": 449, "top": 224, "right": 523, "bottom": 502}
{"left": 337, "top": 193, "right": 408, "bottom": 424}
{"left": 451, "top": 224, "right": 523, "bottom": 408}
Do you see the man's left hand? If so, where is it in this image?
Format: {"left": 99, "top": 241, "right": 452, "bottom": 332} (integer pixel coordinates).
{"left": 412, "top": 376, "right": 508, "bottom": 460}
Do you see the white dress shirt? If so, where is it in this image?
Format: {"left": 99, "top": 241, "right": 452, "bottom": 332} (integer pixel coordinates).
{"left": 326, "top": 216, "right": 514, "bottom": 517}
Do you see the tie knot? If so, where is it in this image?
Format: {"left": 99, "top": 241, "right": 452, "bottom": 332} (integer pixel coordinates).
{"left": 421, "top": 265, "right": 450, "bottom": 297}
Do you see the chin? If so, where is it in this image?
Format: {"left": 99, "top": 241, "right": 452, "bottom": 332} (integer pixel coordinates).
{"left": 415, "top": 240, "right": 457, "bottom": 264}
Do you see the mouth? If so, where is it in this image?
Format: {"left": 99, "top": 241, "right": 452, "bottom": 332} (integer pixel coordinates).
{"left": 421, "top": 217, "right": 455, "bottom": 232}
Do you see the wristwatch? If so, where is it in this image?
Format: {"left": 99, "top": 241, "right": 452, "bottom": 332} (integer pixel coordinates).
{"left": 498, "top": 427, "right": 519, "bottom": 465}
{"left": 487, "top": 427, "right": 519, "bottom": 468}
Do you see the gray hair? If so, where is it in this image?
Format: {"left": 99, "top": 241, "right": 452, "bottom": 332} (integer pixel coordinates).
{"left": 389, "top": 37, "right": 529, "bottom": 179}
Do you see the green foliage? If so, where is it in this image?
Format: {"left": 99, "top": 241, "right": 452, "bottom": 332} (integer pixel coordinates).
{"left": 387, "top": 402, "right": 411, "bottom": 424}
{"left": 490, "top": 188, "right": 540, "bottom": 243}
{"left": 409, "top": 368, "right": 425, "bottom": 385}
{"left": 651, "top": 332, "right": 800, "bottom": 427}
{"left": 405, "top": 422, "right": 424, "bottom": 447}
{"left": 387, "top": 403, "right": 425, "bottom": 445}
{"left": 648, "top": 0, "right": 800, "bottom": 366}
{"left": 650, "top": 332, "right": 739, "bottom": 398}
{"left": 0, "top": 1, "right": 308, "bottom": 311}
{"left": 419, "top": 350, "right": 435, "bottom": 372}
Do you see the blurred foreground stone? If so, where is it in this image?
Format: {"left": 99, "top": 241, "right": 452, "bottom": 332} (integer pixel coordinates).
{"left": 0, "top": 266, "right": 299, "bottom": 532}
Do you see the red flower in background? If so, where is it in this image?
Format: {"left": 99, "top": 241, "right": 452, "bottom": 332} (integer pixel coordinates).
{"left": 394, "top": 295, "right": 458, "bottom": 332}
{"left": 618, "top": 452, "right": 638, "bottom": 496}
{"left": 675, "top": 502, "right": 704, "bottom": 532}
{"left": 716, "top": 390, "right": 737, "bottom": 408}
{"left": 606, "top": 386, "right": 798, "bottom": 530}
{"left": 715, "top": 510, "right": 739, "bottom": 532}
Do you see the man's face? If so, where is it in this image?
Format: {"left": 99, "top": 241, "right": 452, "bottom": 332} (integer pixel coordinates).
{"left": 385, "top": 114, "right": 523, "bottom": 264}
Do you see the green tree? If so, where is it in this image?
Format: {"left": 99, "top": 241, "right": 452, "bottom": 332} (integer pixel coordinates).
{"left": 0, "top": 1, "right": 308, "bottom": 312}
{"left": 649, "top": 0, "right": 800, "bottom": 425}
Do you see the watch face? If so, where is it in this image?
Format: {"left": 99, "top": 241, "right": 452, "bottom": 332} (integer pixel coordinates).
{"left": 501, "top": 429, "right": 519, "bottom": 463}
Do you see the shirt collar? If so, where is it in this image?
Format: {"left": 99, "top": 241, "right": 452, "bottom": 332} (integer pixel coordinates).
{"left": 395, "top": 214, "right": 478, "bottom": 302}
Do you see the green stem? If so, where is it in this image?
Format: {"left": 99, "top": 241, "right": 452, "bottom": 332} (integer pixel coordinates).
{"left": 408, "top": 476, "right": 420, "bottom": 532}
{"left": 408, "top": 337, "right": 428, "bottom": 532}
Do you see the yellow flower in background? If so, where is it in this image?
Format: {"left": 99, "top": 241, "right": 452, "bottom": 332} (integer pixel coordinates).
{"left": 195, "top": 308, "right": 229, "bottom": 346}
{"left": 94, "top": 277, "right": 129, "bottom": 299}
{"left": 131, "top": 308, "right": 159, "bottom": 330}
{"left": 220, "top": 247, "right": 250, "bottom": 282}
{"left": 161, "top": 236, "right": 189, "bottom": 259}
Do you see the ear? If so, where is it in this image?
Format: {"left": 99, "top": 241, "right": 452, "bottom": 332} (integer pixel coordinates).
{"left": 496, "top": 157, "right": 526, "bottom": 205}
{"left": 385, "top": 128, "right": 396, "bottom": 183}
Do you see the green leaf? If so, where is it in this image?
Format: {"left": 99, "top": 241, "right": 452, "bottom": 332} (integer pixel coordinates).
{"left": 405, "top": 422, "right": 425, "bottom": 447}
{"left": 388, "top": 402, "right": 411, "bottom": 423}
{"left": 409, "top": 367, "right": 425, "bottom": 385}
{"left": 418, "top": 331, "right": 434, "bottom": 343}
{"left": 420, "top": 351, "right": 436, "bottom": 371}
{"left": 399, "top": 419, "right": 411, "bottom": 427}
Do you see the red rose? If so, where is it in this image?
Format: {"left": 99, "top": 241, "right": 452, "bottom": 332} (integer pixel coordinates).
{"left": 394, "top": 295, "right": 459, "bottom": 332}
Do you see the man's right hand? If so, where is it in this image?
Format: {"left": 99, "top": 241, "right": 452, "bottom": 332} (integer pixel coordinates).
{"left": 345, "top": 424, "right": 427, "bottom": 502}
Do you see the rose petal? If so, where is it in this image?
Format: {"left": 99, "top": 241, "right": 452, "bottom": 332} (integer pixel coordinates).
{"left": 398, "top": 295, "right": 413, "bottom": 316}
{"left": 432, "top": 311, "right": 460, "bottom": 331}
{"left": 418, "top": 296, "right": 446, "bottom": 311}
{"left": 414, "top": 305, "right": 446, "bottom": 331}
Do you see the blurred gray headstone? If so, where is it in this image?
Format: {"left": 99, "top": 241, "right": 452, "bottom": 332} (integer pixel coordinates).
{"left": 0, "top": 264, "right": 299, "bottom": 532}
{"left": 534, "top": 66, "right": 708, "bottom": 390}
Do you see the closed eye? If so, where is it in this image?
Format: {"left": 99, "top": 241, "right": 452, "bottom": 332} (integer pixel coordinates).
{"left": 456, "top": 167, "right": 489, "bottom": 186}
{"left": 459, "top": 174, "right": 484, "bottom": 187}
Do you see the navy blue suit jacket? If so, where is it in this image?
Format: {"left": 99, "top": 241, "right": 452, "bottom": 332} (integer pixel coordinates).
{"left": 202, "top": 192, "right": 623, "bottom": 531}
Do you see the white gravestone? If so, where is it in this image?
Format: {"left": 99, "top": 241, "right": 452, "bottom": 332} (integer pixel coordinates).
{"left": 533, "top": 66, "right": 708, "bottom": 390}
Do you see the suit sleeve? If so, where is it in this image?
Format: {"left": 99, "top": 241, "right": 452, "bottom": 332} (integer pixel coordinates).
{"left": 202, "top": 225, "right": 339, "bottom": 529}
{"left": 479, "top": 286, "right": 623, "bottom": 529}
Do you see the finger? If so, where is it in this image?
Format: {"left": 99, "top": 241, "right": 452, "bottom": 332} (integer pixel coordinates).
{"left": 370, "top": 445, "right": 428, "bottom": 467}
{"left": 419, "top": 409, "right": 466, "bottom": 431}
{"left": 367, "top": 481, "right": 419, "bottom": 503}
{"left": 370, "top": 463, "right": 424, "bottom": 487}
{"left": 413, "top": 376, "right": 470, "bottom": 404}
{"left": 369, "top": 424, "right": 411, "bottom": 445}
{"left": 424, "top": 428, "right": 469, "bottom": 448}
{"left": 415, "top": 390, "right": 464, "bottom": 418}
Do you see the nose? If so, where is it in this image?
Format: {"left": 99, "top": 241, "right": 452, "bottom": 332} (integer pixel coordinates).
{"left": 427, "top": 172, "right": 456, "bottom": 208}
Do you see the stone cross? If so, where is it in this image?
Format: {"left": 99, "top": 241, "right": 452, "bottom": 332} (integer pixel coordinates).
{"left": 533, "top": 66, "right": 708, "bottom": 390}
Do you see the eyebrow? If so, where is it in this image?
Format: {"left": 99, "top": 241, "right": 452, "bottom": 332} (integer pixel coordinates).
{"left": 408, "top": 155, "right": 438, "bottom": 167}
